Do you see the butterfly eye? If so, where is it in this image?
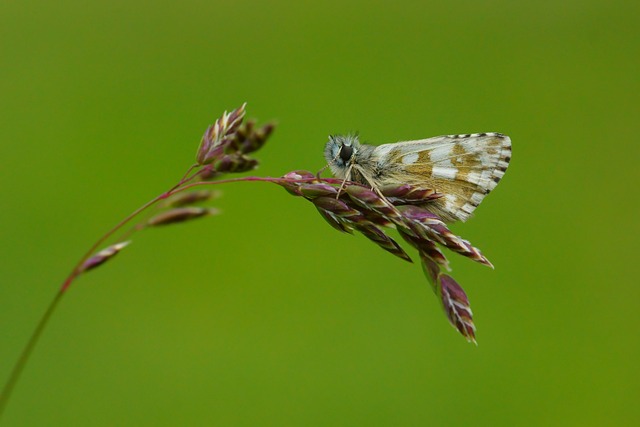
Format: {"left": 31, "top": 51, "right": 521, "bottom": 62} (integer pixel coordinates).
{"left": 339, "top": 144, "right": 353, "bottom": 162}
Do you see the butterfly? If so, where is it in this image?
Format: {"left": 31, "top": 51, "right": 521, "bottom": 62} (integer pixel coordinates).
{"left": 323, "top": 132, "right": 511, "bottom": 222}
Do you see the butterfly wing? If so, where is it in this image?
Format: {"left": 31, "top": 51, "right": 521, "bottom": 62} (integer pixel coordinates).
{"left": 371, "top": 133, "right": 511, "bottom": 222}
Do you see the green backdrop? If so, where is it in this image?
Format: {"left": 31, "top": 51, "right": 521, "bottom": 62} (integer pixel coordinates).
{"left": 1, "top": 0, "right": 638, "bottom": 425}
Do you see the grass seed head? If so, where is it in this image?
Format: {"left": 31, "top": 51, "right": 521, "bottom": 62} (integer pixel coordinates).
{"left": 147, "top": 207, "right": 219, "bottom": 227}
{"left": 79, "top": 241, "right": 131, "bottom": 274}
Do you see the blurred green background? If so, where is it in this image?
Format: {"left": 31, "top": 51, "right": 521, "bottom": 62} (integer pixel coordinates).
{"left": 1, "top": 0, "right": 638, "bottom": 425}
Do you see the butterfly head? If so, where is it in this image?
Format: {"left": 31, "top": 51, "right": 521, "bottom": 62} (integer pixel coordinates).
{"left": 324, "top": 134, "right": 360, "bottom": 177}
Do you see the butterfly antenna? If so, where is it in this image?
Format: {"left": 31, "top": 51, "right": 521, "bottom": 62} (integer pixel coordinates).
{"left": 316, "top": 151, "right": 340, "bottom": 179}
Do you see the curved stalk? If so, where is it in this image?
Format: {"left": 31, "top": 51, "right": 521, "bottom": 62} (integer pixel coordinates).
{"left": 0, "top": 164, "right": 201, "bottom": 419}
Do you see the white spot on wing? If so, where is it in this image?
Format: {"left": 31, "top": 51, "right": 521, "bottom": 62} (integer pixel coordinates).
{"left": 461, "top": 203, "right": 475, "bottom": 213}
{"left": 466, "top": 171, "right": 481, "bottom": 185}
{"left": 470, "top": 192, "right": 484, "bottom": 204}
{"left": 429, "top": 144, "right": 453, "bottom": 163}
{"left": 432, "top": 166, "right": 457, "bottom": 180}
{"left": 402, "top": 152, "right": 419, "bottom": 165}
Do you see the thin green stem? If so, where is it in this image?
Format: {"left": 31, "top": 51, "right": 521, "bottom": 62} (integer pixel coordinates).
{"left": 0, "top": 168, "right": 328, "bottom": 419}
{"left": 174, "top": 174, "right": 335, "bottom": 193}
{"left": 0, "top": 165, "right": 200, "bottom": 420}
{"left": 60, "top": 165, "right": 203, "bottom": 292}
{"left": 0, "top": 289, "right": 64, "bottom": 418}
{"left": 179, "top": 163, "right": 200, "bottom": 183}
{"left": 59, "top": 194, "right": 166, "bottom": 292}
